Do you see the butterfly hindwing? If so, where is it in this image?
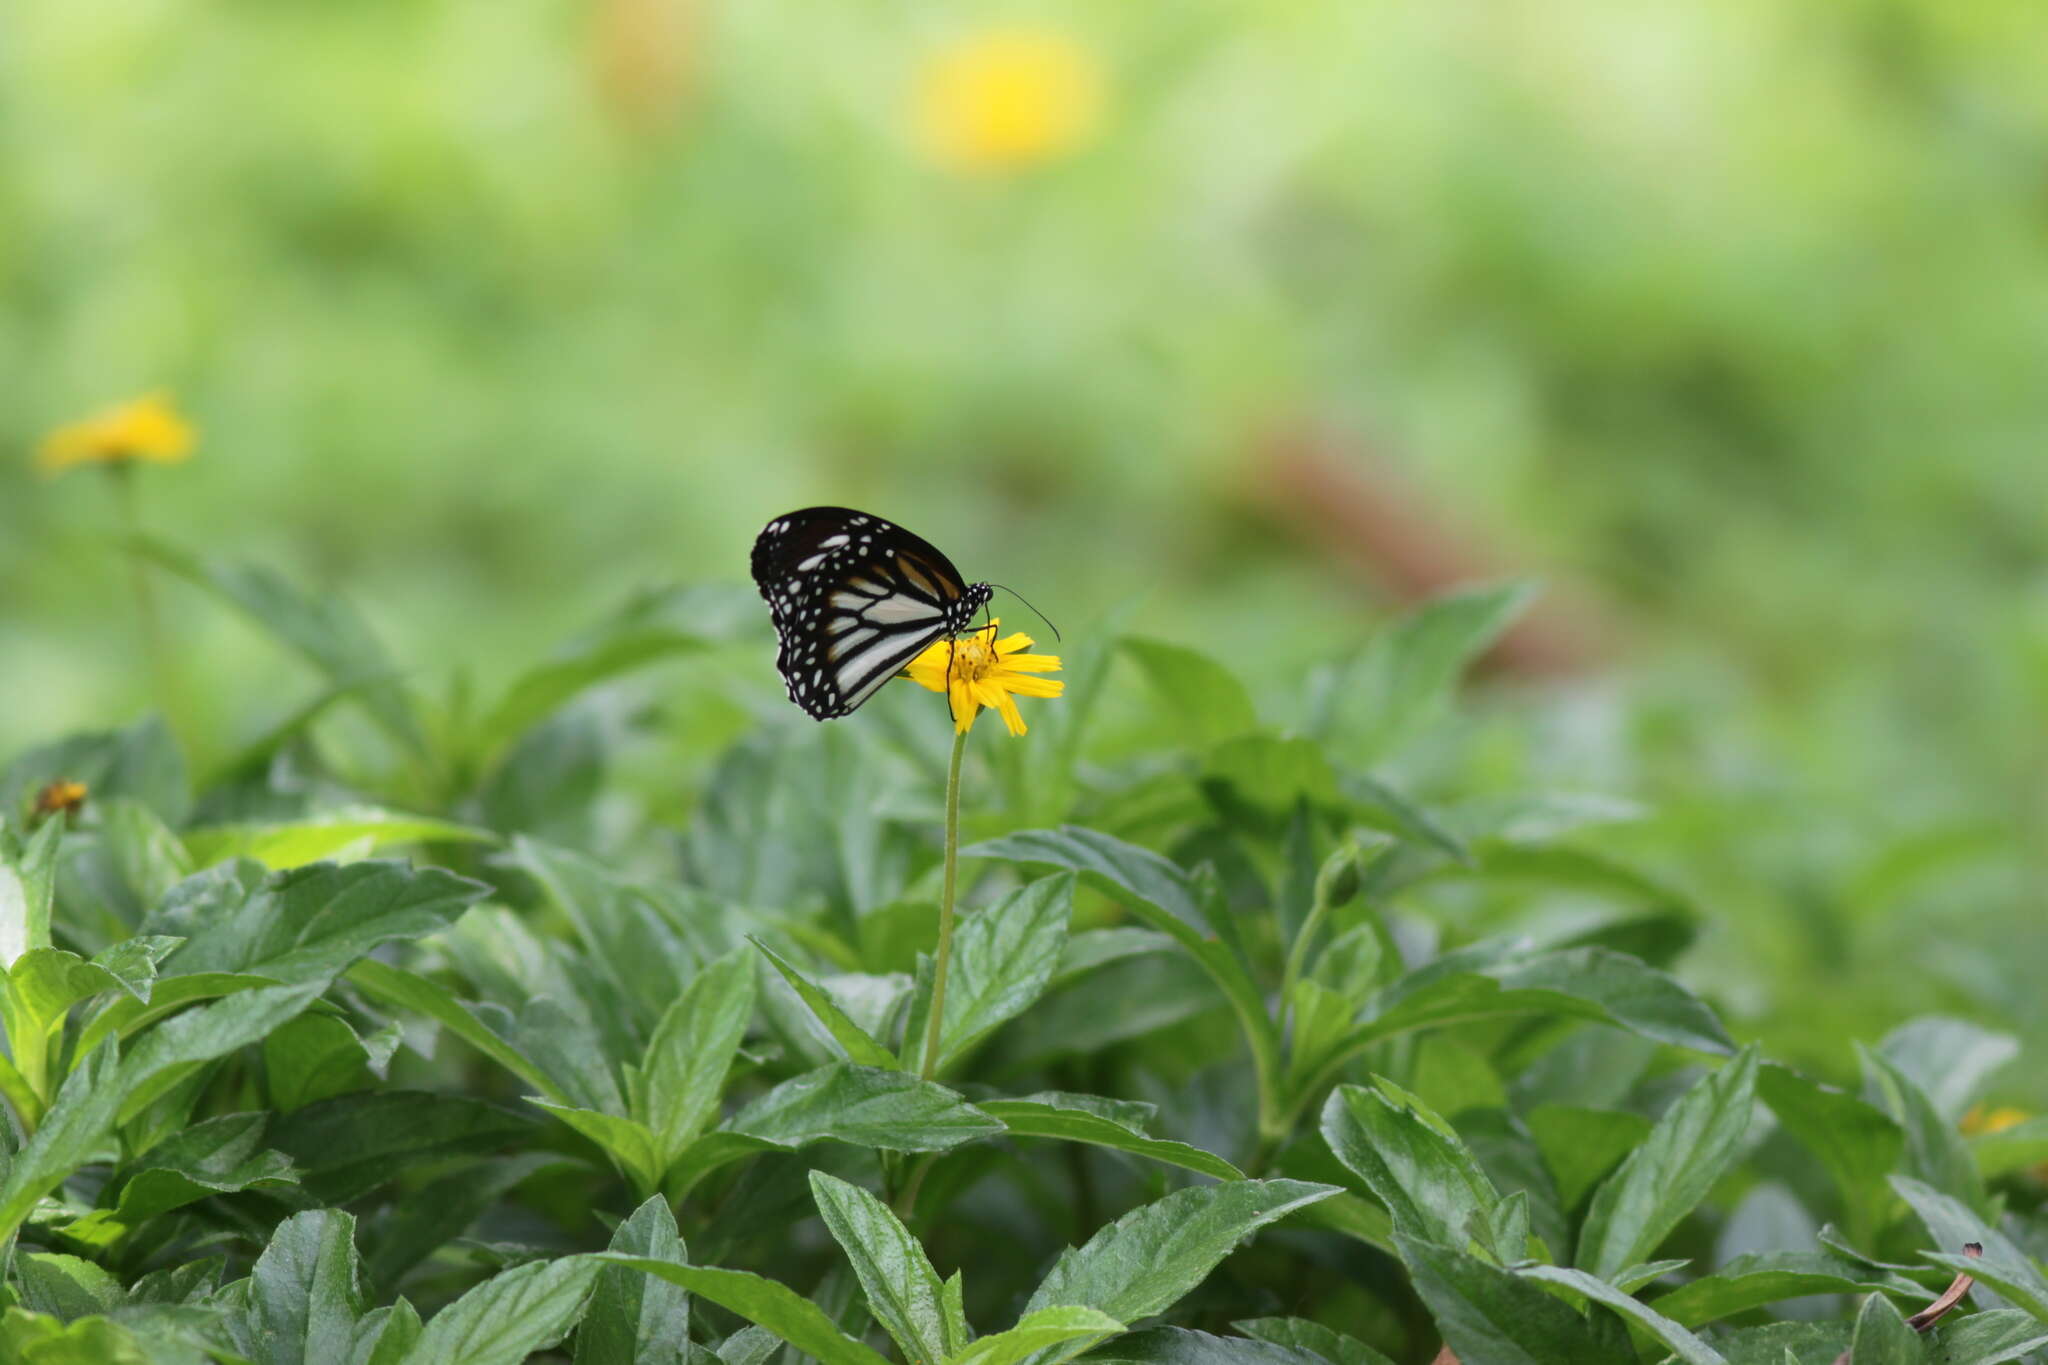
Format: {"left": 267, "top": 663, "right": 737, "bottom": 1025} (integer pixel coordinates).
{"left": 752, "top": 507, "right": 993, "bottom": 719}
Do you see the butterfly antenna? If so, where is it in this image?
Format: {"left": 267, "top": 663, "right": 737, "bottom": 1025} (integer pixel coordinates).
{"left": 985, "top": 583, "right": 1061, "bottom": 642}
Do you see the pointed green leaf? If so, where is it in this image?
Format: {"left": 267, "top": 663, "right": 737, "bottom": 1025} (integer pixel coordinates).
{"left": 1021, "top": 1180, "right": 1339, "bottom": 1326}
{"left": 1860, "top": 1047, "right": 1983, "bottom": 1212}
{"left": 577, "top": 1196, "right": 690, "bottom": 1365}
{"left": 1324, "top": 581, "right": 1536, "bottom": 760}
{"left": 183, "top": 808, "right": 492, "bottom": 871}
{"left": 1757, "top": 1064, "right": 1903, "bottom": 1242}
{"left": 979, "top": 1096, "right": 1243, "bottom": 1182}
{"left": 1577, "top": 1048, "right": 1760, "bottom": 1280}
{"left": 146, "top": 859, "right": 488, "bottom": 986}
{"left": 1353, "top": 947, "right": 1732, "bottom": 1057}
{"left": 754, "top": 940, "right": 899, "bottom": 1069}
{"left": 637, "top": 950, "right": 755, "bottom": 1161}
{"left": 728, "top": 1063, "right": 1002, "bottom": 1152}
{"left": 1891, "top": 1176, "right": 2048, "bottom": 1319}
{"left": 407, "top": 1255, "right": 605, "bottom": 1365}
{"left": 1320, "top": 1080, "right": 1499, "bottom": 1252}
{"left": 1846, "top": 1291, "right": 1922, "bottom": 1365}
{"left": 929, "top": 874, "right": 1072, "bottom": 1071}
{"left": 948, "top": 1307, "right": 1123, "bottom": 1365}
{"left": 1398, "top": 1235, "right": 1615, "bottom": 1365}
{"left": 1514, "top": 1264, "right": 1726, "bottom": 1365}
{"left": 1647, "top": 1253, "right": 1920, "bottom": 1329}
{"left": 351, "top": 1298, "right": 423, "bottom": 1365}
{"left": 812, "top": 1172, "right": 958, "bottom": 1365}
{"left": 0, "top": 817, "right": 62, "bottom": 967}
{"left": 247, "top": 1210, "right": 367, "bottom": 1365}
{"left": 1234, "top": 1317, "right": 1396, "bottom": 1365}
{"left": 597, "top": 1258, "right": 891, "bottom": 1365}
{"left": 1120, "top": 638, "right": 1259, "bottom": 748}
{"left": 346, "top": 959, "right": 567, "bottom": 1105}
{"left": 535, "top": 1102, "right": 667, "bottom": 1195}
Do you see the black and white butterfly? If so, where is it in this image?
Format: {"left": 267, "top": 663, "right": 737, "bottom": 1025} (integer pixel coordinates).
{"left": 751, "top": 507, "right": 993, "bottom": 720}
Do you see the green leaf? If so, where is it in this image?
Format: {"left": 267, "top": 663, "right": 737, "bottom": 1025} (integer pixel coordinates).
{"left": 0, "top": 817, "right": 63, "bottom": 967}
{"left": 352, "top": 1299, "right": 424, "bottom": 1365}
{"left": 1756, "top": 1064, "right": 1903, "bottom": 1242}
{"left": 754, "top": 940, "right": 900, "bottom": 1069}
{"left": 1319, "top": 1081, "right": 1500, "bottom": 1252}
{"left": 1969, "top": 1115, "right": 2048, "bottom": 1178}
{"left": 1524, "top": 1105, "right": 1653, "bottom": 1212}
{"left": 1846, "top": 1292, "right": 1922, "bottom": 1365}
{"left": 1860, "top": 1047, "right": 1984, "bottom": 1212}
{"left": 598, "top": 1258, "right": 891, "bottom": 1365}
{"left": 0, "top": 1042, "right": 124, "bottom": 1243}
{"left": 728, "top": 1063, "right": 1002, "bottom": 1153}
{"left": 0, "top": 716, "right": 189, "bottom": 826}
{"left": 1120, "top": 638, "right": 1259, "bottom": 747}
{"left": 114, "top": 980, "right": 327, "bottom": 1122}
{"left": 1021, "top": 1180, "right": 1339, "bottom": 1325}
{"left": 924, "top": 874, "right": 1072, "bottom": 1072}
{"left": 63, "top": 1111, "right": 296, "bottom": 1247}
{"left": 15, "top": 1254, "right": 122, "bottom": 1322}
{"left": 1514, "top": 1264, "right": 1727, "bottom": 1365}
{"left": 1354, "top": 946, "right": 1733, "bottom": 1057}
{"left": 1890, "top": 1176, "right": 2048, "bottom": 1319}
{"left": 576, "top": 1196, "right": 690, "bottom": 1365}
{"left": 1647, "top": 1253, "right": 1919, "bottom": 1329}
{"left": 133, "top": 539, "right": 427, "bottom": 755}
{"left": 265, "top": 1013, "right": 375, "bottom": 1112}
{"left": 183, "top": 808, "right": 493, "bottom": 871}
{"left": 1084, "top": 1327, "right": 1336, "bottom": 1365}
{"left": 962, "top": 829, "right": 1279, "bottom": 1126}
{"left": 1398, "top": 1235, "right": 1617, "bottom": 1365}
{"left": 1234, "top": 1317, "right": 1397, "bottom": 1365}
{"left": 948, "top": 1307, "right": 1124, "bottom": 1365}
{"left": 1323, "top": 581, "right": 1536, "bottom": 760}
{"left": 268, "top": 1091, "right": 535, "bottom": 1204}
{"left": 0, "top": 1307, "right": 157, "bottom": 1363}
{"left": 979, "top": 1096, "right": 1244, "bottom": 1181}
{"left": 1925, "top": 1310, "right": 2048, "bottom": 1364}
{"left": 478, "top": 621, "right": 715, "bottom": 767}
{"left": 1576, "top": 1048, "right": 1760, "bottom": 1280}
{"left": 535, "top": 1102, "right": 667, "bottom": 1195}
{"left": 811, "top": 1172, "right": 959, "bottom": 1365}
{"left": 247, "top": 1210, "right": 367, "bottom": 1365}
{"left": 407, "top": 1255, "right": 605, "bottom": 1365}
{"left": 346, "top": 959, "right": 567, "bottom": 1105}
{"left": 634, "top": 950, "right": 756, "bottom": 1163}
{"left": 1877, "top": 1018, "right": 2018, "bottom": 1123}
{"left": 146, "top": 859, "right": 488, "bottom": 986}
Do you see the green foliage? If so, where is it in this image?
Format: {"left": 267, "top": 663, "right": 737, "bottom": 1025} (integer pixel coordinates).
{"left": 0, "top": 574, "right": 2040, "bottom": 1365}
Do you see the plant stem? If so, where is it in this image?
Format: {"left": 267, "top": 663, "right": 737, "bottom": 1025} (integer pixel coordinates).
{"left": 918, "top": 726, "right": 970, "bottom": 1081}
{"left": 110, "top": 466, "right": 181, "bottom": 730}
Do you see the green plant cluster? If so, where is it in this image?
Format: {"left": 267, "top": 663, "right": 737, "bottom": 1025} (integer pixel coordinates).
{"left": 0, "top": 551, "right": 2042, "bottom": 1365}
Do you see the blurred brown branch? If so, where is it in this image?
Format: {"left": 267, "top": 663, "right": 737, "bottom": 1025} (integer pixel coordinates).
{"left": 1255, "top": 421, "right": 1604, "bottom": 679}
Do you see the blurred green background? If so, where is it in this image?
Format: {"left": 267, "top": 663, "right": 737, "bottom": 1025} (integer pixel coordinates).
{"left": 3, "top": 2, "right": 2045, "bottom": 1065}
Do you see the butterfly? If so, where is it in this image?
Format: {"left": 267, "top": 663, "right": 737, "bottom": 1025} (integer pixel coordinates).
{"left": 751, "top": 507, "right": 993, "bottom": 720}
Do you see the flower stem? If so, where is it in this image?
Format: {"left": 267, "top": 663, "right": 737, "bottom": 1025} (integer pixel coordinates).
{"left": 110, "top": 466, "right": 182, "bottom": 729}
{"left": 918, "top": 725, "right": 971, "bottom": 1081}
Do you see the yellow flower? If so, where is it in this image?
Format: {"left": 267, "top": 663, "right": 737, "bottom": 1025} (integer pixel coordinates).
{"left": 30, "top": 780, "right": 88, "bottom": 825}
{"left": 36, "top": 392, "right": 196, "bottom": 476}
{"left": 1961, "top": 1105, "right": 2030, "bottom": 1136}
{"left": 903, "top": 620, "right": 1063, "bottom": 736}
{"left": 914, "top": 28, "right": 1102, "bottom": 172}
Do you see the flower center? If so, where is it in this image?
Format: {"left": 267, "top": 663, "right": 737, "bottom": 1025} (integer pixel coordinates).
{"left": 947, "top": 631, "right": 999, "bottom": 681}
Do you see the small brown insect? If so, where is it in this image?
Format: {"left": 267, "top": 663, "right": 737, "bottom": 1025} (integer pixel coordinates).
{"left": 30, "top": 779, "right": 89, "bottom": 825}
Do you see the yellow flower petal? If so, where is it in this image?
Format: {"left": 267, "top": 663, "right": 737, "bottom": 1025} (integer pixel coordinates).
{"left": 915, "top": 28, "right": 1102, "bottom": 173}
{"left": 36, "top": 392, "right": 196, "bottom": 476}
{"left": 899, "top": 617, "right": 1062, "bottom": 737}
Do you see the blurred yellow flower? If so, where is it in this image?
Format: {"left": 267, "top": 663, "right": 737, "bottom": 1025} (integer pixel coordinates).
{"left": 915, "top": 28, "right": 1101, "bottom": 172}
{"left": 904, "top": 620, "right": 1063, "bottom": 735}
{"left": 30, "top": 779, "right": 88, "bottom": 825}
{"left": 1961, "top": 1105, "right": 2030, "bottom": 1136}
{"left": 36, "top": 392, "right": 196, "bottom": 476}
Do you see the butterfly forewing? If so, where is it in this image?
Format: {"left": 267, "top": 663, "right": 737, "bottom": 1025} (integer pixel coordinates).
{"left": 752, "top": 507, "right": 992, "bottom": 719}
